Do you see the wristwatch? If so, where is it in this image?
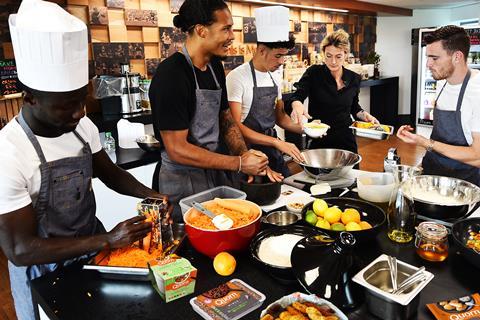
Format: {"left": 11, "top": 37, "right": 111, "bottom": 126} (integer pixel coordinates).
{"left": 425, "top": 139, "right": 435, "bottom": 152}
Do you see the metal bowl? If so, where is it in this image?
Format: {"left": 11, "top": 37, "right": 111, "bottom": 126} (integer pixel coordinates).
{"left": 262, "top": 211, "right": 300, "bottom": 226}
{"left": 295, "top": 149, "right": 362, "bottom": 181}
{"left": 452, "top": 218, "right": 480, "bottom": 269}
{"left": 406, "top": 175, "right": 480, "bottom": 220}
{"left": 136, "top": 135, "right": 161, "bottom": 153}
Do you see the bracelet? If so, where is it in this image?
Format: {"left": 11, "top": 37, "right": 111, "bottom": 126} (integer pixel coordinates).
{"left": 237, "top": 156, "right": 242, "bottom": 173}
{"left": 426, "top": 139, "right": 435, "bottom": 152}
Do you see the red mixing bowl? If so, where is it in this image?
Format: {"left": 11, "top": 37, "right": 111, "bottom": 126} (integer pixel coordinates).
{"left": 183, "top": 199, "right": 262, "bottom": 258}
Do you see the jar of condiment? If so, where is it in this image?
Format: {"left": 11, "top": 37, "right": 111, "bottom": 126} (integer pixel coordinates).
{"left": 415, "top": 222, "right": 449, "bottom": 262}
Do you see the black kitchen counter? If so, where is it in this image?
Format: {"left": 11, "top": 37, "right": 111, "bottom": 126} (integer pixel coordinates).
{"left": 114, "top": 147, "right": 159, "bottom": 171}
{"left": 30, "top": 188, "right": 480, "bottom": 320}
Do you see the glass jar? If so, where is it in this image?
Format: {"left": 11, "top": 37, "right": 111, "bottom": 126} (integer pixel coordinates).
{"left": 415, "top": 222, "right": 449, "bottom": 262}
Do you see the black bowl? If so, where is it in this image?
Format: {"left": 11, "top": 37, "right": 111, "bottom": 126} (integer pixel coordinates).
{"left": 250, "top": 225, "right": 328, "bottom": 283}
{"left": 452, "top": 218, "right": 480, "bottom": 269}
{"left": 300, "top": 197, "right": 386, "bottom": 243}
{"left": 240, "top": 177, "right": 281, "bottom": 206}
{"left": 136, "top": 135, "right": 162, "bottom": 153}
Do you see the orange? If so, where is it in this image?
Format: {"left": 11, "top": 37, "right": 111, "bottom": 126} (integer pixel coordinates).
{"left": 213, "top": 252, "right": 236, "bottom": 276}
{"left": 359, "top": 221, "right": 373, "bottom": 230}
{"left": 341, "top": 208, "right": 361, "bottom": 225}
{"left": 324, "top": 206, "right": 342, "bottom": 224}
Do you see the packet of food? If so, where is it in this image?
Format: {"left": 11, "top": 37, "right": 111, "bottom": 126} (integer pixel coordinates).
{"left": 427, "top": 292, "right": 480, "bottom": 320}
{"left": 137, "top": 197, "right": 171, "bottom": 253}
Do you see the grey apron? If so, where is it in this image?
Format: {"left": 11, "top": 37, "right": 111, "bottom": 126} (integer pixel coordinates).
{"left": 422, "top": 69, "right": 480, "bottom": 186}
{"left": 157, "top": 47, "right": 231, "bottom": 221}
{"left": 242, "top": 61, "right": 290, "bottom": 176}
{"left": 8, "top": 110, "right": 103, "bottom": 320}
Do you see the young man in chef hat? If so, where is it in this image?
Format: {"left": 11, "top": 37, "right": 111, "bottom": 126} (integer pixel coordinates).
{"left": 226, "top": 6, "right": 304, "bottom": 178}
{"left": 0, "top": 1, "right": 171, "bottom": 319}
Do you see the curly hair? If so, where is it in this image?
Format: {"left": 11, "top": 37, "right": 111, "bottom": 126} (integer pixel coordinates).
{"left": 424, "top": 25, "right": 470, "bottom": 61}
{"left": 173, "top": 0, "right": 228, "bottom": 33}
{"left": 320, "top": 29, "right": 350, "bottom": 55}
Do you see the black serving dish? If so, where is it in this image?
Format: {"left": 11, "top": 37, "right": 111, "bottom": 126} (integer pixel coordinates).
{"left": 240, "top": 176, "right": 281, "bottom": 205}
{"left": 452, "top": 218, "right": 480, "bottom": 269}
{"left": 300, "top": 197, "right": 385, "bottom": 243}
{"left": 250, "top": 225, "right": 328, "bottom": 283}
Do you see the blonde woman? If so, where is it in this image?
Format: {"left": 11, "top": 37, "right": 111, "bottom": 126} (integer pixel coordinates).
{"left": 289, "top": 29, "right": 378, "bottom": 153}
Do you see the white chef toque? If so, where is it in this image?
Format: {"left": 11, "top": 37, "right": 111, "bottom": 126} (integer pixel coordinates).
{"left": 254, "top": 6, "right": 290, "bottom": 43}
{"left": 8, "top": 0, "right": 88, "bottom": 92}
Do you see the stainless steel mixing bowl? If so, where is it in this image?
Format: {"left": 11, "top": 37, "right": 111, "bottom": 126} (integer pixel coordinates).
{"left": 295, "top": 149, "right": 362, "bottom": 181}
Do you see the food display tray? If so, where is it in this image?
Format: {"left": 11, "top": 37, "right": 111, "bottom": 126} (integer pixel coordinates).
{"left": 350, "top": 122, "right": 394, "bottom": 140}
{"left": 83, "top": 223, "right": 186, "bottom": 281}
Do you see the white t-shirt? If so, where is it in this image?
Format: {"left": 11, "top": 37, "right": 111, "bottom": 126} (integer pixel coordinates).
{"left": 435, "top": 69, "right": 480, "bottom": 145}
{"left": 0, "top": 116, "right": 102, "bottom": 215}
{"left": 226, "top": 62, "right": 282, "bottom": 122}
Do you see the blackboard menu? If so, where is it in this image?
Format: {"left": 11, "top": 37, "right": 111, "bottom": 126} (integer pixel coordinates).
{"left": 466, "top": 28, "right": 480, "bottom": 46}
{"left": 0, "top": 59, "right": 20, "bottom": 96}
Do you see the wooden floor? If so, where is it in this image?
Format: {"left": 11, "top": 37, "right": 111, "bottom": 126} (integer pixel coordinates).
{"left": 0, "top": 135, "right": 425, "bottom": 320}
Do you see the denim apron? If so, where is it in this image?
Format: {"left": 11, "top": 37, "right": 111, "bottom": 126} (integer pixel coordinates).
{"left": 157, "top": 47, "right": 231, "bottom": 221}
{"left": 422, "top": 69, "right": 480, "bottom": 186}
{"left": 242, "top": 61, "right": 289, "bottom": 176}
{"left": 8, "top": 110, "right": 103, "bottom": 320}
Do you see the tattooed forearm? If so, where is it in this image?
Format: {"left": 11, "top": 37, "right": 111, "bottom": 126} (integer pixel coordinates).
{"left": 220, "top": 109, "right": 248, "bottom": 155}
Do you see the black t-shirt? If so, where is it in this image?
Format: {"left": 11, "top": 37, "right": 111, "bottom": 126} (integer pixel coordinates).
{"left": 149, "top": 52, "right": 229, "bottom": 138}
{"left": 289, "top": 64, "right": 363, "bottom": 131}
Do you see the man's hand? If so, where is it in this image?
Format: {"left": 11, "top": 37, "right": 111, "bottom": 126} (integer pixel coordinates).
{"left": 274, "top": 140, "right": 305, "bottom": 162}
{"left": 240, "top": 149, "right": 269, "bottom": 176}
{"left": 290, "top": 101, "right": 311, "bottom": 125}
{"left": 106, "top": 216, "right": 152, "bottom": 249}
{"left": 265, "top": 166, "right": 284, "bottom": 182}
{"left": 397, "top": 125, "right": 429, "bottom": 147}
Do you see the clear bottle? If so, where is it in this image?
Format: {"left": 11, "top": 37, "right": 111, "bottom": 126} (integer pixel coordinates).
{"left": 104, "top": 132, "right": 116, "bottom": 162}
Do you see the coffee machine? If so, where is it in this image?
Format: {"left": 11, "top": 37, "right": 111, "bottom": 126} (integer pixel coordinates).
{"left": 98, "top": 64, "right": 143, "bottom": 115}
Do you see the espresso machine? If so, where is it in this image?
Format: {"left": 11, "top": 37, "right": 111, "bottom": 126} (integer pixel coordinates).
{"left": 97, "top": 64, "right": 143, "bottom": 115}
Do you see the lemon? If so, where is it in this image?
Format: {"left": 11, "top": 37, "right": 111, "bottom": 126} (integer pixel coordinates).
{"left": 312, "top": 199, "right": 328, "bottom": 217}
{"left": 324, "top": 206, "right": 342, "bottom": 224}
{"left": 315, "top": 219, "right": 331, "bottom": 230}
{"left": 345, "top": 221, "right": 362, "bottom": 231}
{"left": 359, "top": 221, "right": 373, "bottom": 230}
{"left": 213, "top": 252, "right": 236, "bottom": 276}
{"left": 341, "top": 208, "right": 361, "bottom": 225}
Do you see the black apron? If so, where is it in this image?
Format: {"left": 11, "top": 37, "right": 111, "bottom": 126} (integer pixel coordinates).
{"left": 422, "top": 69, "right": 480, "bottom": 186}
{"left": 157, "top": 47, "right": 231, "bottom": 221}
{"left": 242, "top": 61, "right": 290, "bottom": 176}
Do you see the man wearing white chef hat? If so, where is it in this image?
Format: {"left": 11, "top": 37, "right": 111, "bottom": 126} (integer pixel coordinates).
{"left": 226, "top": 6, "right": 304, "bottom": 178}
{"left": 0, "top": 1, "right": 171, "bottom": 319}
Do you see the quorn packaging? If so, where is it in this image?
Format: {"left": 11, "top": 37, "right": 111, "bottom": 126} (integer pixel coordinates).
{"left": 427, "top": 293, "right": 480, "bottom": 320}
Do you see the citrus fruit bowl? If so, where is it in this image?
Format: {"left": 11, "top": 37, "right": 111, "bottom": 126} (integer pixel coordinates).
{"left": 300, "top": 197, "right": 386, "bottom": 243}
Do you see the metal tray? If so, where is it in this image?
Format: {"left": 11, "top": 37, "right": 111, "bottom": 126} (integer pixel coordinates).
{"left": 350, "top": 122, "right": 394, "bottom": 140}
{"left": 83, "top": 223, "right": 186, "bottom": 281}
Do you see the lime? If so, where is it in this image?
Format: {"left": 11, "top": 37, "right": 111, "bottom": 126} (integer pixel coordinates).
{"left": 331, "top": 222, "right": 346, "bottom": 231}
{"left": 305, "top": 210, "right": 318, "bottom": 226}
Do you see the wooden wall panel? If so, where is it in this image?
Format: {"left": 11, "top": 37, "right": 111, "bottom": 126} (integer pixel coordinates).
{"left": 107, "top": 9, "right": 126, "bottom": 25}
{"left": 67, "top": 0, "right": 88, "bottom": 5}
{"left": 108, "top": 25, "right": 128, "bottom": 42}
{"left": 142, "top": 27, "right": 160, "bottom": 42}
{"left": 130, "top": 59, "right": 146, "bottom": 75}
{"left": 2, "top": 43, "right": 14, "bottom": 59}
{"left": 90, "top": 26, "right": 109, "bottom": 42}
{"left": 125, "top": 0, "right": 141, "bottom": 9}
{"left": 66, "top": 5, "right": 89, "bottom": 24}
{"left": 127, "top": 27, "right": 143, "bottom": 42}
{"left": 144, "top": 43, "right": 160, "bottom": 58}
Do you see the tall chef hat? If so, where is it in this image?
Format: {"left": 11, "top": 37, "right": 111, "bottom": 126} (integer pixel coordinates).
{"left": 8, "top": 0, "right": 88, "bottom": 92}
{"left": 254, "top": 6, "right": 290, "bottom": 43}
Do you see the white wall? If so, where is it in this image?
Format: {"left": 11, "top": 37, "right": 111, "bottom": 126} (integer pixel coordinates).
{"left": 376, "top": 9, "right": 451, "bottom": 116}
{"left": 450, "top": 3, "right": 480, "bottom": 22}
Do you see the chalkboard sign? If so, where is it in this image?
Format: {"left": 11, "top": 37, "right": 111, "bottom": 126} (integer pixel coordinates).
{"left": 0, "top": 59, "right": 20, "bottom": 96}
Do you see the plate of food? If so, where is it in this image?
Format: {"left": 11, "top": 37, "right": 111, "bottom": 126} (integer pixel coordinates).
{"left": 350, "top": 121, "right": 394, "bottom": 140}
{"left": 83, "top": 223, "right": 186, "bottom": 280}
{"left": 260, "top": 292, "right": 347, "bottom": 320}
